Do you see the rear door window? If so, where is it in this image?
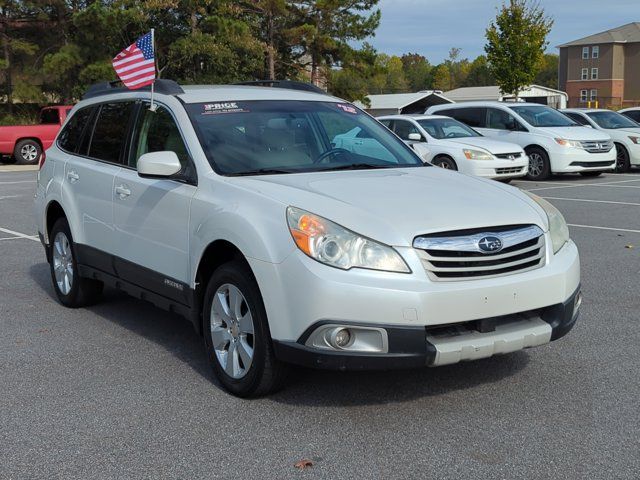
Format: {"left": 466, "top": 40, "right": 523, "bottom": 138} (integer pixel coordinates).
{"left": 57, "top": 107, "right": 95, "bottom": 154}
{"left": 87, "top": 102, "right": 136, "bottom": 164}
{"left": 392, "top": 120, "right": 421, "bottom": 140}
{"left": 623, "top": 111, "right": 640, "bottom": 122}
{"left": 442, "top": 108, "right": 487, "bottom": 128}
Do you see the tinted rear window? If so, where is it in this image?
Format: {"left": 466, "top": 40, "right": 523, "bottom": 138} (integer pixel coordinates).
{"left": 440, "top": 107, "right": 486, "bottom": 128}
{"left": 58, "top": 107, "right": 94, "bottom": 153}
{"left": 88, "top": 102, "right": 136, "bottom": 163}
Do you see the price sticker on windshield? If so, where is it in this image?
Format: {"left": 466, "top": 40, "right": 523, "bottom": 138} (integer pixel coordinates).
{"left": 202, "top": 102, "right": 249, "bottom": 115}
{"left": 337, "top": 104, "right": 358, "bottom": 114}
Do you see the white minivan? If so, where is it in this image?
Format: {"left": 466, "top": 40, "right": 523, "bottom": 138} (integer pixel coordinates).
{"left": 427, "top": 102, "right": 616, "bottom": 180}
{"left": 562, "top": 108, "right": 640, "bottom": 172}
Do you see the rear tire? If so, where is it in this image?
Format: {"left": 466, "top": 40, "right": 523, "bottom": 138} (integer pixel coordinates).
{"left": 432, "top": 156, "right": 458, "bottom": 171}
{"left": 580, "top": 171, "right": 603, "bottom": 177}
{"left": 525, "top": 147, "right": 550, "bottom": 180}
{"left": 203, "top": 260, "right": 289, "bottom": 397}
{"left": 14, "top": 139, "right": 42, "bottom": 165}
{"left": 49, "top": 218, "right": 103, "bottom": 307}
{"left": 614, "top": 143, "right": 631, "bottom": 173}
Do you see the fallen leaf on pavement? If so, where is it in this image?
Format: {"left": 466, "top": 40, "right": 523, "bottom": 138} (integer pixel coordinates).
{"left": 294, "top": 459, "right": 313, "bottom": 470}
{"left": 625, "top": 245, "right": 634, "bottom": 249}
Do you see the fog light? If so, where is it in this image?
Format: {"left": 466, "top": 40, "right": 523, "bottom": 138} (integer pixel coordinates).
{"left": 333, "top": 328, "right": 351, "bottom": 348}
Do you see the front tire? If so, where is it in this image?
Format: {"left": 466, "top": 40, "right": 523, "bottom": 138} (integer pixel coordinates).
{"left": 203, "top": 260, "right": 289, "bottom": 397}
{"left": 614, "top": 143, "right": 631, "bottom": 173}
{"left": 432, "top": 156, "right": 458, "bottom": 170}
{"left": 49, "top": 218, "right": 103, "bottom": 307}
{"left": 525, "top": 147, "right": 550, "bottom": 180}
{"left": 14, "top": 139, "right": 42, "bottom": 165}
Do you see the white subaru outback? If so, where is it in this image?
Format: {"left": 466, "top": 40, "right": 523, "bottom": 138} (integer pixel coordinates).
{"left": 34, "top": 80, "right": 581, "bottom": 397}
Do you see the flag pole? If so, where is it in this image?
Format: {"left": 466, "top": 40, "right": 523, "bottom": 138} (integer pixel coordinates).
{"left": 149, "top": 28, "right": 157, "bottom": 112}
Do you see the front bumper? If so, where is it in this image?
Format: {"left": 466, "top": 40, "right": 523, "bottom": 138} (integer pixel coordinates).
{"left": 549, "top": 147, "right": 615, "bottom": 173}
{"left": 272, "top": 286, "right": 581, "bottom": 370}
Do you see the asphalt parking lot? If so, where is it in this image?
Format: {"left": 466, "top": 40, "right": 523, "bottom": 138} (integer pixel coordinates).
{"left": 1, "top": 168, "right": 639, "bottom": 479}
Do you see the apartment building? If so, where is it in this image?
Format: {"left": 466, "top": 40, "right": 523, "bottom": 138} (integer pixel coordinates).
{"left": 558, "top": 22, "right": 640, "bottom": 108}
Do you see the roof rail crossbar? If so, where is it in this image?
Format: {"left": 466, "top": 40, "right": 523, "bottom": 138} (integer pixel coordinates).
{"left": 234, "top": 80, "right": 326, "bottom": 94}
{"left": 82, "top": 79, "right": 184, "bottom": 100}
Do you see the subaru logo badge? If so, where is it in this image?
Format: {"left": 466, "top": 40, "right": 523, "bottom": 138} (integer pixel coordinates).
{"left": 478, "top": 236, "right": 503, "bottom": 253}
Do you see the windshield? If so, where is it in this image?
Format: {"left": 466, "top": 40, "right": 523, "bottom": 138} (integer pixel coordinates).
{"left": 417, "top": 117, "right": 480, "bottom": 139}
{"left": 508, "top": 105, "right": 578, "bottom": 127}
{"left": 185, "top": 101, "right": 423, "bottom": 175}
{"left": 586, "top": 111, "right": 639, "bottom": 129}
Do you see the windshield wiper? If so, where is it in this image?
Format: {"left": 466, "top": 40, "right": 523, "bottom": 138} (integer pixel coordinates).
{"left": 315, "top": 163, "right": 401, "bottom": 172}
{"left": 228, "top": 167, "right": 297, "bottom": 176}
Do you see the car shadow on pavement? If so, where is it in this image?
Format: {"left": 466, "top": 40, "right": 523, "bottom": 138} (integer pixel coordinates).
{"left": 30, "top": 261, "right": 530, "bottom": 405}
{"left": 29, "top": 262, "right": 212, "bottom": 382}
{"left": 270, "top": 352, "right": 530, "bottom": 407}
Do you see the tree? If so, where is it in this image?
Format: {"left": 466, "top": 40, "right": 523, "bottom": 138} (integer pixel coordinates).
{"left": 401, "top": 53, "right": 431, "bottom": 91}
{"left": 328, "top": 43, "right": 381, "bottom": 102}
{"left": 462, "top": 55, "right": 494, "bottom": 87}
{"left": 431, "top": 64, "right": 450, "bottom": 91}
{"left": 534, "top": 53, "right": 558, "bottom": 89}
{"left": 485, "top": 0, "right": 553, "bottom": 99}
{"left": 288, "top": 0, "right": 380, "bottom": 85}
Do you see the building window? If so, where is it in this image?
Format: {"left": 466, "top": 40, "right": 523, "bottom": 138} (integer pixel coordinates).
{"left": 582, "top": 46, "right": 589, "bottom": 59}
{"left": 591, "top": 68, "right": 598, "bottom": 80}
{"left": 592, "top": 46, "right": 599, "bottom": 59}
{"left": 581, "top": 68, "right": 589, "bottom": 80}
{"left": 580, "top": 90, "right": 588, "bottom": 102}
{"left": 590, "top": 89, "right": 598, "bottom": 101}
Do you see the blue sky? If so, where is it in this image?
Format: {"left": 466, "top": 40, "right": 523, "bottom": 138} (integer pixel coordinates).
{"left": 368, "top": 0, "right": 638, "bottom": 63}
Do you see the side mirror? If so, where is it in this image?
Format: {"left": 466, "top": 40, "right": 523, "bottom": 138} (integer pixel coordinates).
{"left": 137, "top": 151, "right": 182, "bottom": 178}
{"left": 408, "top": 132, "right": 423, "bottom": 141}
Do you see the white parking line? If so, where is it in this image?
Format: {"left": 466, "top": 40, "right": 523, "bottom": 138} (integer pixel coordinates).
{"left": 0, "top": 195, "right": 23, "bottom": 200}
{"left": 514, "top": 178, "right": 640, "bottom": 187}
{"left": 527, "top": 183, "right": 640, "bottom": 192}
{"left": 0, "top": 227, "right": 39, "bottom": 242}
{"left": 0, "top": 180, "right": 36, "bottom": 185}
{"left": 568, "top": 224, "right": 640, "bottom": 234}
{"left": 542, "top": 196, "right": 640, "bottom": 207}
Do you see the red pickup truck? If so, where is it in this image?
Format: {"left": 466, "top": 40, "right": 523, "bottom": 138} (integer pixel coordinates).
{"left": 0, "top": 105, "right": 73, "bottom": 165}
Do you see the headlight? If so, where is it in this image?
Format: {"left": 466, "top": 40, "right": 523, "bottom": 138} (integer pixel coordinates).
{"left": 286, "top": 207, "right": 410, "bottom": 273}
{"left": 523, "top": 192, "right": 569, "bottom": 253}
{"left": 554, "top": 138, "right": 583, "bottom": 149}
{"left": 463, "top": 148, "right": 493, "bottom": 160}
{"left": 628, "top": 136, "right": 639, "bottom": 144}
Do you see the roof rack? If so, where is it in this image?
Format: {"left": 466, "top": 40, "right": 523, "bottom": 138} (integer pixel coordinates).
{"left": 234, "top": 80, "right": 326, "bottom": 94}
{"left": 82, "top": 79, "right": 184, "bottom": 100}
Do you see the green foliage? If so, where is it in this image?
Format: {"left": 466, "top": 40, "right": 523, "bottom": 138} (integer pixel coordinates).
{"left": 431, "top": 64, "right": 451, "bottom": 91}
{"left": 461, "top": 55, "right": 494, "bottom": 87}
{"left": 485, "top": 0, "right": 553, "bottom": 97}
{"left": 401, "top": 53, "right": 432, "bottom": 91}
{"left": 534, "top": 53, "right": 559, "bottom": 89}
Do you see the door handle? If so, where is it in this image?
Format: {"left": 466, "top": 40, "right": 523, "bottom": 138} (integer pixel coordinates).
{"left": 115, "top": 184, "right": 131, "bottom": 199}
{"left": 67, "top": 170, "right": 79, "bottom": 182}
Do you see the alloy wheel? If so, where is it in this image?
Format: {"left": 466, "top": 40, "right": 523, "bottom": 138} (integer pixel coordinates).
{"left": 528, "top": 153, "right": 543, "bottom": 177}
{"left": 20, "top": 144, "right": 38, "bottom": 162}
{"left": 52, "top": 231, "right": 74, "bottom": 295}
{"left": 210, "top": 283, "right": 255, "bottom": 379}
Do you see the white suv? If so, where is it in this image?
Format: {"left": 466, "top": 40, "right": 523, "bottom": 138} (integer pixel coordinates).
{"left": 34, "top": 80, "right": 581, "bottom": 397}
{"left": 562, "top": 108, "right": 640, "bottom": 172}
{"left": 427, "top": 102, "right": 616, "bottom": 180}
{"left": 377, "top": 114, "right": 528, "bottom": 180}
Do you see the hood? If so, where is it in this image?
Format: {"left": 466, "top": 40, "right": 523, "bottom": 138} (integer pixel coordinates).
{"left": 445, "top": 137, "right": 524, "bottom": 154}
{"left": 536, "top": 126, "right": 611, "bottom": 141}
{"left": 232, "top": 167, "right": 547, "bottom": 247}
{"left": 617, "top": 128, "right": 640, "bottom": 136}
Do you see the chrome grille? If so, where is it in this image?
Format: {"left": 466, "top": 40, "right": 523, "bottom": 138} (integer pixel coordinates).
{"left": 580, "top": 140, "right": 614, "bottom": 153}
{"left": 495, "top": 166, "right": 526, "bottom": 174}
{"left": 413, "top": 225, "right": 545, "bottom": 281}
{"left": 494, "top": 152, "right": 523, "bottom": 159}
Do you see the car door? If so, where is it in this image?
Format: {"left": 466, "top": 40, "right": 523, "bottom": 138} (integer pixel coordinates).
{"left": 62, "top": 102, "right": 135, "bottom": 261}
{"left": 112, "top": 102, "right": 197, "bottom": 300}
{"left": 391, "top": 119, "right": 431, "bottom": 161}
{"left": 479, "top": 107, "right": 529, "bottom": 146}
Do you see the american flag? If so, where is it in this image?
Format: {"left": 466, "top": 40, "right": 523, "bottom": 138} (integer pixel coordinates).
{"left": 112, "top": 32, "right": 156, "bottom": 89}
